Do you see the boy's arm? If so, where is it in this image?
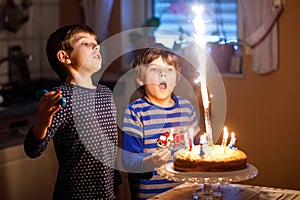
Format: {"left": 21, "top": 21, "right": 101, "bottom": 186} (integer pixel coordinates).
{"left": 24, "top": 126, "right": 49, "bottom": 158}
{"left": 24, "top": 90, "right": 62, "bottom": 158}
{"left": 122, "top": 131, "right": 145, "bottom": 172}
{"left": 122, "top": 105, "right": 171, "bottom": 174}
{"left": 122, "top": 131, "right": 171, "bottom": 172}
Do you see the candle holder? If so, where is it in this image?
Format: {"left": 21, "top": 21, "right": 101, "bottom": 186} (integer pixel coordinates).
{"left": 157, "top": 163, "right": 258, "bottom": 200}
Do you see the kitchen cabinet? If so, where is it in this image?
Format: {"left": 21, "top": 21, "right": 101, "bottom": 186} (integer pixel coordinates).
{"left": 0, "top": 142, "right": 58, "bottom": 200}
{"left": 0, "top": 100, "right": 58, "bottom": 199}
{"left": 0, "top": 100, "right": 39, "bottom": 150}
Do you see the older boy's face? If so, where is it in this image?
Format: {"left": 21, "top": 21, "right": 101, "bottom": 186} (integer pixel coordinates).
{"left": 68, "top": 32, "right": 101, "bottom": 74}
{"left": 142, "top": 56, "right": 177, "bottom": 105}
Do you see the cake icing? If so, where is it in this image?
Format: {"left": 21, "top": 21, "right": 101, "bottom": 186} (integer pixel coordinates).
{"left": 173, "top": 145, "right": 247, "bottom": 172}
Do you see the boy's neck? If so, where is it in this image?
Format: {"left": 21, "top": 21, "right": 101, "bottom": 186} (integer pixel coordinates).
{"left": 66, "top": 75, "right": 96, "bottom": 89}
{"left": 144, "top": 95, "right": 175, "bottom": 108}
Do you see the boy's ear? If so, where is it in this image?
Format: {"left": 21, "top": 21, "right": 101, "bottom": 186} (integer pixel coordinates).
{"left": 136, "top": 77, "right": 144, "bottom": 86}
{"left": 57, "top": 50, "right": 71, "bottom": 64}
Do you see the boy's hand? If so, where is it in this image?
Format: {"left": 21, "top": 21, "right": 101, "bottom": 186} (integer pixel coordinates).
{"left": 150, "top": 148, "right": 171, "bottom": 167}
{"left": 143, "top": 148, "right": 171, "bottom": 172}
{"left": 32, "top": 90, "right": 62, "bottom": 140}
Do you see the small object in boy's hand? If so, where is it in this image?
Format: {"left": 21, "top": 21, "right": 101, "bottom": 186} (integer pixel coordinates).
{"left": 35, "top": 89, "right": 66, "bottom": 108}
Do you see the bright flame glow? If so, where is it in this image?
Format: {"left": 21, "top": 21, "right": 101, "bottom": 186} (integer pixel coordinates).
{"left": 192, "top": 3, "right": 213, "bottom": 145}
{"left": 201, "top": 79, "right": 209, "bottom": 109}
{"left": 222, "top": 126, "right": 229, "bottom": 146}
{"left": 192, "top": 5, "right": 206, "bottom": 48}
{"left": 192, "top": 4, "right": 210, "bottom": 108}
{"left": 192, "top": 4, "right": 207, "bottom": 81}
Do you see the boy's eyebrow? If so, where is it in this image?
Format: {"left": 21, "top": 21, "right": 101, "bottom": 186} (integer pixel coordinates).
{"left": 147, "top": 64, "right": 175, "bottom": 68}
{"left": 72, "top": 34, "right": 98, "bottom": 43}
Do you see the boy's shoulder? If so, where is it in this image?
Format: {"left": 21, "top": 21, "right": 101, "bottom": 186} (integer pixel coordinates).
{"left": 52, "top": 83, "right": 71, "bottom": 92}
{"left": 97, "top": 83, "right": 113, "bottom": 93}
{"left": 127, "top": 97, "right": 145, "bottom": 107}
{"left": 52, "top": 83, "right": 112, "bottom": 95}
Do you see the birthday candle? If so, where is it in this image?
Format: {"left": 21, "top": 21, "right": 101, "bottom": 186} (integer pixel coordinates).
{"left": 200, "top": 133, "right": 207, "bottom": 145}
{"left": 228, "top": 132, "right": 236, "bottom": 148}
{"left": 188, "top": 127, "right": 194, "bottom": 151}
{"left": 184, "top": 130, "right": 189, "bottom": 150}
{"left": 222, "top": 126, "right": 229, "bottom": 147}
{"left": 198, "top": 132, "right": 207, "bottom": 156}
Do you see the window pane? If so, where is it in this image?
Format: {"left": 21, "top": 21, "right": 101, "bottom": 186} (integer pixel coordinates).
{"left": 153, "top": 0, "right": 238, "bottom": 48}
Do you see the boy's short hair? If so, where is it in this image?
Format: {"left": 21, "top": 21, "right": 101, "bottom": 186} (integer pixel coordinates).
{"left": 132, "top": 44, "right": 182, "bottom": 82}
{"left": 46, "top": 24, "right": 97, "bottom": 81}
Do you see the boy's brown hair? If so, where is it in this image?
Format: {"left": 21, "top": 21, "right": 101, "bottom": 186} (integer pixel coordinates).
{"left": 46, "top": 24, "right": 97, "bottom": 81}
{"left": 132, "top": 44, "right": 182, "bottom": 83}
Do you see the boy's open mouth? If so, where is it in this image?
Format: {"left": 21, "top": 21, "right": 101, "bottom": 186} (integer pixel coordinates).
{"left": 159, "top": 82, "right": 167, "bottom": 89}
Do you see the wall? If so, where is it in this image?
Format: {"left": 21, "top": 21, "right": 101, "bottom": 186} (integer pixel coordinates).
{"left": 0, "top": 0, "right": 59, "bottom": 84}
{"left": 0, "top": 1, "right": 59, "bottom": 199}
{"left": 0, "top": 143, "right": 57, "bottom": 200}
{"left": 223, "top": 0, "right": 300, "bottom": 190}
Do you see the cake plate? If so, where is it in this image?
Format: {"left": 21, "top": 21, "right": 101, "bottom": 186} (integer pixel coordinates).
{"left": 157, "top": 163, "right": 258, "bottom": 200}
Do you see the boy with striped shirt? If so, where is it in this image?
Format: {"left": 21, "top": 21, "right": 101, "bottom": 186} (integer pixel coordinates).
{"left": 122, "top": 46, "right": 201, "bottom": 199}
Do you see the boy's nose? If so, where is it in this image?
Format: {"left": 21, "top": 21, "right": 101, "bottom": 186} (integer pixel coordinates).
{"left": 94, "top": 45, "right": 100, "bottom": 52}
{"left": 160, "top": 71, "right": 166, "bottom": 77}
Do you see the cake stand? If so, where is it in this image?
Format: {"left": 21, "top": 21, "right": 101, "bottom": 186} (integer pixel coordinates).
{"left": 157, "top": 163, "right": 258, "bottom": 200}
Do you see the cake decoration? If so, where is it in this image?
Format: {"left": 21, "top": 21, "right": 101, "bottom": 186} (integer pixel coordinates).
{"left": 157, "top": 128, "right": 186, "bottom": 150}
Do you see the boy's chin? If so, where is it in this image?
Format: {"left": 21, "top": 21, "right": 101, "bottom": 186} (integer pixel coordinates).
{"left": 92, "top": 62, "right": 102, "bottom": 70}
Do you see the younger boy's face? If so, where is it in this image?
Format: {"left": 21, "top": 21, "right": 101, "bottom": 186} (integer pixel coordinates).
{"left": 68, "top": 32, "right": 101, "bottom": 74}
{"left": 140, "top": 56, "right": 178, "bottom": 105}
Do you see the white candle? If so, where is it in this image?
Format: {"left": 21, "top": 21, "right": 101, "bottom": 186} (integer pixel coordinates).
{"left": 200, "top": 133, "right": 207, "bottom": 145}
{"left": 199, "top": 133, "right": 206, "bottom": 156}
{"left": 184, "top": 130, "right": 189, "bottom": 150}
{"left": 228, "top": 132, "right": 236, "bottom": 148}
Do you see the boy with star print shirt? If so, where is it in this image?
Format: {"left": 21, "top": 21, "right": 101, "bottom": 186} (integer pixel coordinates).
{"left": 122, "top": 46, "right": 201, "bottom": 200}
{"left": 24, "top": 25, "right": 118, "bottom": 199}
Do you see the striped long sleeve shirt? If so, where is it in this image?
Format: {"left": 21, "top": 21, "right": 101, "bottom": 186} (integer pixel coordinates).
{"left": 122, "top": 95, "right": 200, "bottom": 200}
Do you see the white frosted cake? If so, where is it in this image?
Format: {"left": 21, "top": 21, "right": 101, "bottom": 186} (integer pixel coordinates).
{"left": 173, "top": 145, "right": 247, "bottom": 172}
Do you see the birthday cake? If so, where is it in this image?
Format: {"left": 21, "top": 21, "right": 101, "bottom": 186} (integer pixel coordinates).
{"left": 173, "top": 144, "right": 247, "bottom": 172}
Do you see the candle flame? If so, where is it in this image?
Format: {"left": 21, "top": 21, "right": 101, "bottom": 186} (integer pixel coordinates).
{"left": 192, "top": 5, "right": 206, "bottom": 48}
{"left": 222, "top": 126, "right": 229, "bottom": 146}
{"left": 231, "top": 132, "right": 235, "bottom": 139}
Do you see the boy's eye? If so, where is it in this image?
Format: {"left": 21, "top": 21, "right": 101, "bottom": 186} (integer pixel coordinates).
{"left": 148, "top": 65, "right": 158, "bottom": 71}
{"left": 82, "top": 42, "right": 90, "bottom": 47}
{"left": 81, "top": 42, "right": 98, "bottom": 48}
{"left": 150, "top": 67, "right": 158, "bottom": 72}
{"left": 167, "top": 68, "right": 174, "bottom": 72}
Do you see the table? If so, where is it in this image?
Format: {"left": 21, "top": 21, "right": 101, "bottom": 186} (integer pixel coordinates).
{"left": 149, "top": 182, "right": 300, "bottom": 200}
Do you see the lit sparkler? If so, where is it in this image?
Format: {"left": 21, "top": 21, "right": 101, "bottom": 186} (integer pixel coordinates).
{"left": 192, "top": 4, "right": 213, "bottom": 145}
